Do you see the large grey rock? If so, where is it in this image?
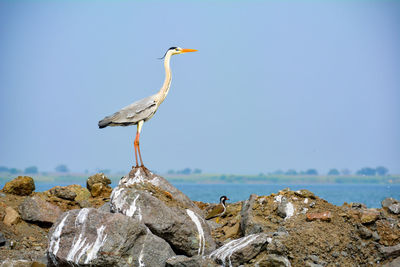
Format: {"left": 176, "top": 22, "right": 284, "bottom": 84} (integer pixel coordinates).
{"left": 382, "top": 198, "right": 400, "bottom": 214}
{"left": 240, "top": 194, "right": 263, "bottom": 236}
{"left": 47, "top": 208, "right": 175, "bottom": 267}
{"left": 110, "top": 167, "right": 215, "bottom": 256}
{"left": 209, "top": 233, "right": 270, "bottom": 266}
{"left": 19, "top": 196, "right": 62, "bottom": 225}
{"left": 166, "top": 255, "right": 218, "bottom": 267}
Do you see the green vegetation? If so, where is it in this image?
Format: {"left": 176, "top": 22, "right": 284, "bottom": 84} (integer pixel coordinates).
{"left": 163, "top": 173, "right": 400, "bottom": 184}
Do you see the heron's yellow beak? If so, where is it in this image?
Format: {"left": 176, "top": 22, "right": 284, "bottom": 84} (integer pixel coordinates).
{"left": 181, "top": 48, "right": 198, "bottom": 53}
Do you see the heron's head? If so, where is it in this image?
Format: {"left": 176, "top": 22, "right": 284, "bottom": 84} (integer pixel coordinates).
{"left": 159, "top": 47, "right": 197, "bottom": 59}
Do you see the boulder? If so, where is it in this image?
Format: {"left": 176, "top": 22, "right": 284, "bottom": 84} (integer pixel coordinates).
{"left": 49, "top": 186, "right": 77, "bottom": 200}
{"left": 356, "top": 225, "right": 372, "bottom": 239}
{"left": 66, "top": 184, "right": 91, "bottom": 207}
{"left": 19, "top": 196, "right": 62, "bottom": 225}
{"left": 276, "top": 197, "right": 295, "bottom": 219}
{"left": 382, "top": 198, "right": 400, "bottom": 215}
{"left": 294, "top": 189, "right": 316, "bottom": 199}
{"left": 166, "top": 255, "right": 218, "bottom": 267}
{"left": 90, "top": 183, "right": 112, "bottom": 198}
{"left": 110, "top": 167, "right": 215, "bottom": 256}
{"left": 382, "top": 257, "right": 400, "bottom": 267}
{"left": 306, "top": 211, "right": 332, "bottom": 222}
{"left": 2, "top": 176, "right": 35, "bottom": 196}
{"left": 47, "top": 208, "right": 175, "bottom": 267}
{"left": 376, "top": 219, "right": 400, "bottom": 246}
{"left": 209, "top": 233, "right": 270, "bottom": 266}
{"left": 379, "top": 243, "right": 400, "bottom": 258}
{"left": 240, "top": 194, "right": 263, "bottom": 236}
{"left": 0, "top": 260, "right": 43, "bottom": 267}
{"left": 0, "top": 232, "right": 6, "bottom": 246}
{"left": 87, "top": 173, "right": 111, "bottom": 190}
{"left": 4, "top": 206, "right": 20, "bottom": 226}
{"left": 360, "top": 209, "right": 380, "bottom": 224}
{"left": 253, "top": 254, "right": 292, "bottom": 267}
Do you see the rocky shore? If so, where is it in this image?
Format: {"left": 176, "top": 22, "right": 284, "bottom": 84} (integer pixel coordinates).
{"left": 0, "top": 168, "right": 399, "bottom": 266}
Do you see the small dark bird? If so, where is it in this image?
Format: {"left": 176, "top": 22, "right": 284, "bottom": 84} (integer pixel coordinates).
{"left": 206, "top": 196, "right": 229, "bottom": 223}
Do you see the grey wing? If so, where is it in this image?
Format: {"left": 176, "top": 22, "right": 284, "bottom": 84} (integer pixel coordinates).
{"left": 98, "top": 95, "right": 158, "bottom": 128}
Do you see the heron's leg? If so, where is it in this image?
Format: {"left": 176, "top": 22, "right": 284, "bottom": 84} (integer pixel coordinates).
{"left": 134, "top": 132, "right": 139, "bottom": 167}
{"left": 136, "top": 120, "right": 145, "bottom": 167}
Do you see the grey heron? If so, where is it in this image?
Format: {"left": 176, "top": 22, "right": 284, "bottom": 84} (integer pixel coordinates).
{"left": 98, "top": 47, "right": 197, "bottom": 167}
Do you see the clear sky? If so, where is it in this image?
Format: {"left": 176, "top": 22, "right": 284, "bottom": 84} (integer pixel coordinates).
{"left": 0, "top": 1, "right": 399, "bottom": 174}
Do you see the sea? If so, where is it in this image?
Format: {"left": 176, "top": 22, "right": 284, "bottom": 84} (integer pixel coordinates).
{"left": 34, "top": 182, "right": 400, "bottom": 208}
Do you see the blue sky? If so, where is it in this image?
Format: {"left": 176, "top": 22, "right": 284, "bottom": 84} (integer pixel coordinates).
{"left": 0, "top": 1, "right": 399, "bottom": 174}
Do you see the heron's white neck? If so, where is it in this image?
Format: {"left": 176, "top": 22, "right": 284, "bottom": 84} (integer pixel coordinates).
{"left": 156, "top": 52, "right": 173, "bottom": 105}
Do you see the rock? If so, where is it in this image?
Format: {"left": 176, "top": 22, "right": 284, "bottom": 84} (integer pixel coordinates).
{"left": 382, "top": 198, "right": 400, "bottom": 215}
{"left": 3, "top": 207, "right": 21, "bottom": 226}
{"left": 223, "top": 222, "right": 240, "bottom": 239}
{"left": 294, "top": 189, "right": 316, "bottom": 199}
{"left": 87, "top": 173, "right": 112, "bottom": 197}
{"left": 351, "top": 203, "right": 366, "bottom": 209}
{"left": 240, "top": 194, "right": 263, "bottom": 236}
{"left": 376, "top": 220, "right": 400, "bottom": 246}
{"left": 305, "top": 262, "right": 323, "bottom": 267}
{"left": 388, "top": 203, "right": 400, "bottom": 214}
{"left": 253, "top": 254, "right": 292, "bottom": 267}
{"left": 87, "top": 173, "right": 111, "bottom": 191}
{"left": 47, "top": 208, "right": 175, "bottom": 266}
{"left": 2, "top": 176, "right": 35, "bottom": 196}
{"left": 110, "top": 167, "right": 215, "bottom": 256}
{"left": 166, "top": 255, "right": 218, "bottom": 267}
{"left": 209, "top": 233, "right": 270, "bottom": 266}
{"left": 98, "top": 202, "right": 111, "bottom": 213}
{"left": 306, "top": 211, "right": 332, "bottom": 222}
{"left": 360, "top": 209, "right": 380, "bottom": 224}
{"left": 19, "top": 196, "right": 62, "bottom": 225}
{"left": 66, "top": 184, "right": 91, "bottom": 203}
{"left": 117, "top": 167, "right": 202, "bottom": 214}
{"left": 0, "top": 260, "right": 45, "bottom": 267}
{"left": 77, "top": 199, "right": 91, "bottom": 208}
{"left": 90, "top": 183, "right": 112, "bottom": 198}
{"left": 379, "top": 243, "right": 400, "bottom": 258}
{"left": 382, "top": 198, "right": 398, "bottom": 208}
{"left": 277, "top": 197, "right": 295, "bottom": 219}
{"left": 372, "top": 231, "right": 381, "bottom": 242}
{"left": 357, "top": 225, "right": 372, "bottom": 239}
{"left": 382, "top": 257, "right": 400, "bottom": 267}
{"left": 49, "top": 186, "right": 77, "bottom": 200}
{"left": 0, "top": 260, "right": 35, "bottom": 267}
{"left": 0, "top": 232, "right": 6, "bottom": 246}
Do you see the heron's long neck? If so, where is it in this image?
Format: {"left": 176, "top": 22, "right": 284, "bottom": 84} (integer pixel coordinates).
{"left": 156, "top": 54, "right": 172, "bottom": 105}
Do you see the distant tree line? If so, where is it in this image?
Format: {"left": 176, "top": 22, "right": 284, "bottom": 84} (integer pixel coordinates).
{"left": 270, "top": 166, "right": 389, "bottom": 176}
{"left": 167, "top": 168, "right": 202, "bottom": 175}
{"left": 0, "top": 164, "right": 72, "bottom": 174}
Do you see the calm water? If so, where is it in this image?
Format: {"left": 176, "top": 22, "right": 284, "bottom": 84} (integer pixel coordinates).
{"left": 34, "top": 182, "right": 400, "bottom": 208}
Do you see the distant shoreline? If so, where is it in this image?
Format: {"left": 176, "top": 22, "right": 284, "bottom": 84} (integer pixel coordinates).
{"left": 1, "top": 173, "right": 399, "bottom": 186}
